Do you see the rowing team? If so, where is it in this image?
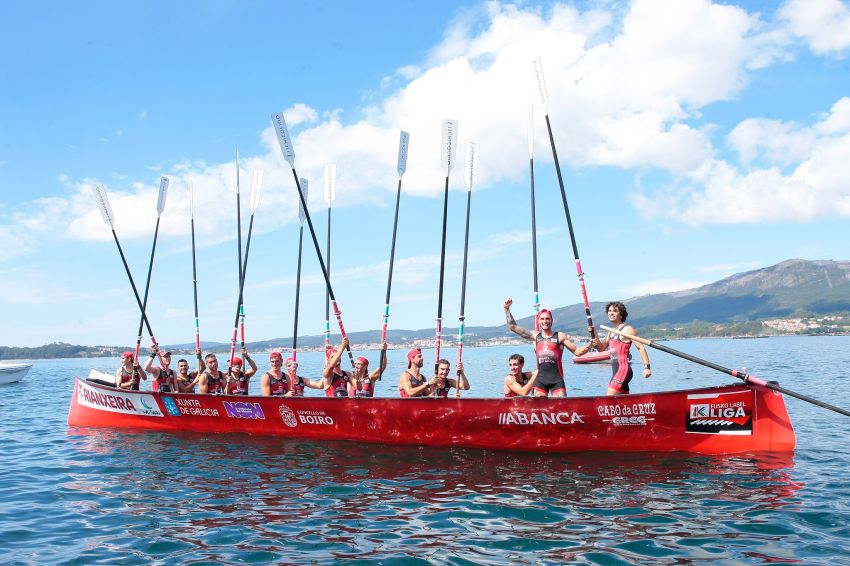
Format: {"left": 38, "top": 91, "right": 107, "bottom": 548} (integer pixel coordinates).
{"left": 113, "top": 337, "right": 471, "bottom": 398}
{"left": 114, "top": 299, "right": 651, "bottom": 398}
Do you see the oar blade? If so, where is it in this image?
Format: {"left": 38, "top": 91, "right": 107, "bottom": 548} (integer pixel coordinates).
{"left": 324, "top": 164, "right": 336, "bottom": 205}
{"left": 271, "top": 112, "right": 296, "bottom": 166}
{"left": 531, "top": 57, "right": 550, "bottom": 112}
{"left": 299, "top": 177, "right": 309, "bottom": 225}
{"left": 464, "top": 141, "right": 479, "bottom": 192}
{"left": 250, "top": 170, "right": 264, "bottom": 212}
{"left": 156, "top": 176, "right": 169, "bottom": 216}
{"left": 397, "top": 130, "right": 410, "bottom": 178}
{"left": 441, "top": 119, "right": 459, "bottom": 175}
{"left": 93, "top": 185, "right": 115, "bottom": 228}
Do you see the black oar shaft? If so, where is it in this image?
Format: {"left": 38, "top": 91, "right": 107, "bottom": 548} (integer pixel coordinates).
{"left": 543, "top": 114, "right": 596, "bottom": 339}
{"left": 110, "top": 230, "right": 157, "bottom": 342}
{"left": 325, "top": 205, "right": 332, "bottom": 342}
{"left": 529, "top": 155, "right": 540, "bottom": 321}
{"left": 601, "top": 325, "right": 850, "bottom": 419}
{"left": 236, "top": 156, "right": 245, "bottom": 348}
{"left": 381, "top": 178, "right": 403, "bottom": 370}
{"left": 459, "top": 189, "right": 472, "bottom": 318}
{"left": 134, "top": 216, "right": 162, "bottom": 360}
{"left": 292, "top": 226, "right": 304, "bottom": 353}
{"left": 190, "top": 214, "right": 200, "bottom": 354}
{"left": 289, "top": 169, "right": 354, "bottom": 365}
{"left": 435, "top": 175, "right": 450, "bottom": 370}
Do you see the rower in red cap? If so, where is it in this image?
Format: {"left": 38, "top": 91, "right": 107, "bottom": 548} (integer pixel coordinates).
{"left": 503, "top": 298, "right": 593, "bottom": 397}
{"left": 224, "top": 346, "right": 258, "bottom": 395}
{"left": 260, "top": 351, "right": 324, "bottom": 396}
{"left": 115, "top": 350, "right": 146, "bottom": 390}
{"left": 349, "top": 342, "right": 388, "bottom": 397}
{"left": 399, "top": 347, "right": 433, "bottom": 398}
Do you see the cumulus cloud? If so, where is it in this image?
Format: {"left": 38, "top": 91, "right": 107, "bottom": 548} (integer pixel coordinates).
{"left": 7, "top": 0, "right": 850, "bottom": 257}
{"left": 779, "top": 0, "right": 850, "bottom": 54}
{"left": 635, "top": 97, "right": 850, "bottom": 224}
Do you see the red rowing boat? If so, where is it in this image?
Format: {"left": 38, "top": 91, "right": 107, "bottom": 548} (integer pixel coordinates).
{"left": 572, "top": 349, "right": 612, "bottom": 364}
{"left": 68, "top": 370, "right": 795, "bottom": 455}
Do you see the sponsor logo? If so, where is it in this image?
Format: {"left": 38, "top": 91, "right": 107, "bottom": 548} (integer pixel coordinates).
{"left": 609, "top": 415, "right": 651, "bottom": 426}
{"left": 686, "top": 390, "right": 754, "bottom": 435}
{"left": 174, "top": 397, "right": 219, "bottom": 417}
{"left": 296, "top": 410, "right": 334, "bottom": 425}
{"left": 162, "top": 396, "right": 181, "bottom": 417}
{"left": 222, "top": 401, "right": 265, "bottom": 420}
{"left": 279, "top": 404, "right": 298, "bottom": 428}
{"left": 77, "top": 382, "right": 163, "bottom": 417}
{"left": 498, "top": 411, "right": 584, "bottom": 426}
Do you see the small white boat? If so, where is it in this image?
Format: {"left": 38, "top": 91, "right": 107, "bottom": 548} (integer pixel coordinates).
{"left": 0, "top": 362, "right": 33, "bottom": 384}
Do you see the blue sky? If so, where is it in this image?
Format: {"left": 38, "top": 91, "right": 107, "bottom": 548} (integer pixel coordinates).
{"left": 1, "top": 0, "right": 849, "bottom": 347}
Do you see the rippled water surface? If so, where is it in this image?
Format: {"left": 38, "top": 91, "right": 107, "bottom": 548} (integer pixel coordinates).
{"left": 2, "top": 337, "right": 850, "bottom": 564}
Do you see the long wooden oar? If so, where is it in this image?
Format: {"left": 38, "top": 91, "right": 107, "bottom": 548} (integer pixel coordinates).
{"left": 228, "top": 170, "right": 263, "bottom": 369}
{"left": 380, "top": 131, "right": 410, "bottom": 373}
{"left": 189, "top": 182, "right": 201, "bottom": 357}
{"left": 323, "top": 164, "right": 336, "bottom": 348}
{"left": 291, "top": 177, "right": 309, "bottom": 370}
{"left": 235, "top": 150, "right": 246, "bottom": 350}
{"left": 528, "top": 107, "right": 541, "bottom": 332}
{"left": 132, "top": 177, "right": 169, "bottom": 366}
{"left": 601, "top": 325, "right": 850, "bottom": 418}
{"left": 93, "top": 186, "right": 164, "bottom": 359}
{"left": 271, "top": 112, "right": 354, "bottom": 366}
{"left": 532, "top": 58, "right": 597, "bottom": 340}
{"left": 435, "top": 119, "right": 458, "bottom": 373}
{"left": 456, "top": 140, "right": 478, "bottom": 397}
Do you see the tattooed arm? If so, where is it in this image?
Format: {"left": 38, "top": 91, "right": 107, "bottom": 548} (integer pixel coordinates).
{"left": 504, "top": 298, "right": 534, "bottom": 341}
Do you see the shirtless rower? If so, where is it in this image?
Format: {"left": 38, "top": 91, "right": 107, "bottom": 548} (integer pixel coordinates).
{"left": 503, "top": 298, "right": 593, "bottom": 397}
{"left": 143, "top": 347, "right": 177, "bottom": 393}
{"left": 349, "top": 343, "right": 388, "bottom": 397}
{"left": 399, "top": 347, "right": 434, "bottom": 398}
{"left": 503, "top": 353, "right": 538, "bottom": 397}
{"left": 224, "top": 347, "right": 258, "bottom": 395}
{"left": 115, "top": 351, "right": 146, "bottom": 391}
{"left": 427, "top": 359, "right": 470, "bottom": 397}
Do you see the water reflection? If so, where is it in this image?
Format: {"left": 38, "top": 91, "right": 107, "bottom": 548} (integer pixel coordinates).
{"left": 65, "top": 429, "right": 803, "bottom": 563}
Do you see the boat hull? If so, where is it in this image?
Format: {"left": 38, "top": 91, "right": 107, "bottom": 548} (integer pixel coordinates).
{"left": 68, "top": 372, "right": 796, "bottom": 454}
{"left": 0, "top": 362, "right": 32, "bottom": 384}
{"left": 573, "top": 350, "right": 612, "bottom": 364}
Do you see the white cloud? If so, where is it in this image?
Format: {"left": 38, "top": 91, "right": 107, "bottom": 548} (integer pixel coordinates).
{"left": 7, "top": 0, "right": 850, "bottom": 258}
{"left": 779, "top": 0, "right": 850, "bottom": 54}
{"left": 635, "top": 97, "right": 850, "bottom": 224}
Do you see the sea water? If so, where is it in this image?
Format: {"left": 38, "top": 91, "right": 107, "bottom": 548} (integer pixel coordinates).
{"left": 1, "top": 336, "right": 849, "bottom": 564}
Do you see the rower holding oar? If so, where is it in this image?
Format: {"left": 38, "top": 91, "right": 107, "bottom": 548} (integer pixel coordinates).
{"left": 504, "top": 298, "right": 593, "bottom": 397}
{"left": 589, "top": 302, "right": 651, "bottom": 396}
{"left": 322, "top": 336, "right": 352, "bottom": 397}
{"left": 602, "top": 324, "right": 850, "bottom": 419}
{"left": 349, "top": 343, "right": 388, "bottom": 398}
{"left": 143, "top": 347, "right": 178, "bottom": 393}
{"left": 224, "top": 346, "right": 258, "bottom": 395}
{"left": 115, "top": 351, "right": 146, "bottom": 390}
{"left": 428, "top": 359, "right": 469, "bottom": 398}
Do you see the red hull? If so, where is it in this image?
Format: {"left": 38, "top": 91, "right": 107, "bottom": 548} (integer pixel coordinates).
{"left": 68, "top": 373, "right": 796, "bottom": 454}
{"left": 573, "top": 350, "right": 613, "bottom": 364}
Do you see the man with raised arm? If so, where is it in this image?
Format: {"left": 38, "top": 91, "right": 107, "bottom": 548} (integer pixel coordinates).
{"left": 503, "top": 298, "right": 593, "bottom": 397}
{"left": 322, "top": 336, "right": 352, "bottom": 398}
{"left": 399, "top": 347, "right": 434, "bottom": 398}
{"left": 143, "top": 347, "right": 177, "bottom": 393}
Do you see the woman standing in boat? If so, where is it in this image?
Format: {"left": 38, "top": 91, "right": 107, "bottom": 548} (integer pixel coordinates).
{"left": 590, "top": 301, "right": 651, "bottom": 395}
{"left": 348, "top": 343, "right": 388, "bottom": 397}
{"left": 322, "top": 336, "right": 351, "bottom": 397}
{"left": 115, "top": 351, "right": 146, "bottom": 390}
